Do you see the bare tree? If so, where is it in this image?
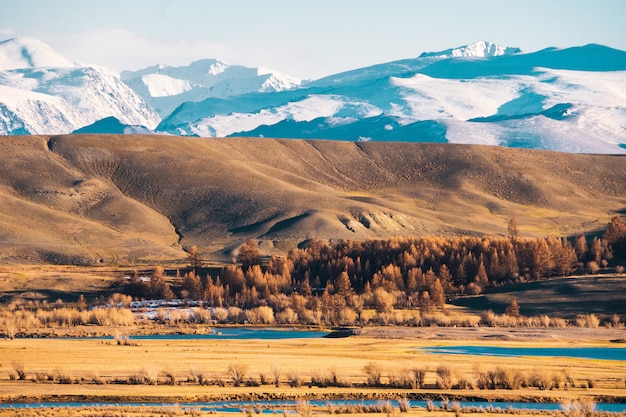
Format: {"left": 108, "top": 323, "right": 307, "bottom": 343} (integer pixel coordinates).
{"left": 228, "top": 362, "right": 249, "bottom": 387}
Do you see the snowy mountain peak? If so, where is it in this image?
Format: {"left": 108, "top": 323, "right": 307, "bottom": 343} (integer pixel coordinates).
{"left": 419, "top": 40, "right": 522, "bottom": 59}
{"left": 0, "top": 37, "right": 75, "bottom": 70}
{"left": 121, "top": 59, "right": 302, "bottom": 117}
{"left": 207, "top": 60, "right": 228, "bottom": 75}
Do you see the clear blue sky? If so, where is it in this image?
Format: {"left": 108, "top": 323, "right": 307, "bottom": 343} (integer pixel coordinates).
{"left": 1, "top": 0, "right": 625, "bottom": 79}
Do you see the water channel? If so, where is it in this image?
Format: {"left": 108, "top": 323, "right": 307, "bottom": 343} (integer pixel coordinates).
{"left": 420, "top": 346, "right": 626, "bottom": 361}
{"left": 1, "top": 399, "right": 625, "bottom": 413}
{"left": 75, "top": 327, "right": 330, "bottom": 340}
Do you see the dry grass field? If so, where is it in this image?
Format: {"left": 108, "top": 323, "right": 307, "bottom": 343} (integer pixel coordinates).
{"left": 1, "top": 135, "right": 625, "bottom": 264}
{"left": 1, "top": 329, "right": 625, "bottom": 403}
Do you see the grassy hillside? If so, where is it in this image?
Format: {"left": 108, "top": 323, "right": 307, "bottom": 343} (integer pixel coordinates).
{"left": 452, "top": 275, "right": 626, "bottom": 318}
{"left": 0, "top": 134, "right": 625, "bottom": 264}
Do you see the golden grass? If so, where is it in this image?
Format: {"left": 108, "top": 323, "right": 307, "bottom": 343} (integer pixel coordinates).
{"left": 1, "top": 331, "right": 625, "bottom": 404}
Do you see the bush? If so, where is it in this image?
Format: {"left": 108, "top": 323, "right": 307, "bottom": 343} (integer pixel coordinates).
{"left": 412, "top": 367, "right": 428, "bottom": 389}
{"left": 227, "top": 362, "right": 249, "bottom": 387}
{"left": 12, "top": 361, "right": 26, "bottom": 380}
{"left": 296, "top": 401, "right": 313, "bottom": 417}
{"left": 141, "top": 365, "right": 159, "bottom": 385}
{"left": 398, "top": 398, "right": 411, "bottom": 413}
{"left": 576, "top": 314, "right": 600, "bottom": 328}
{"left": 363, "top": 361, "right": 383, "bottom": 386}
{"left": 287, "top": 370, "right": 303, "bottom": 387}
{"left": 436, "top": 365, "right": 453, "bottom": 389}
{"left": 272, "top": 366, "right": 281, "bottom": 387}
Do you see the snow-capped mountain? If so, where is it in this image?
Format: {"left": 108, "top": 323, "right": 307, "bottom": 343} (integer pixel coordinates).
{"left": 121, "top": 60, "right": 303, "bottom": 117}
{"left": 0, "top": 37, "right": 160, "bottom": 135}
{"left": 0, "top": 37, "right": 75, "bottom": 70}
{"left": 158, "top": 42, "right": 626, "bottom": 154}
{"left": 2, "top": 37, "right": 626, "bottom": 154}
{"left": 419, "top": 40, "right": 521, "bottom": 58}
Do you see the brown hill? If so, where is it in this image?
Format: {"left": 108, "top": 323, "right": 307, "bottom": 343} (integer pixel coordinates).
{"left": 0, "top": 134, "right": 624, "bottom": 264}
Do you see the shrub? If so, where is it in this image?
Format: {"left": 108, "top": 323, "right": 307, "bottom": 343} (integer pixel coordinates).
{"left": 561, "top": 398, "right": 596, "bottom": 417}
{"left": 576, "top": 314, "right": 599, "bottom": 328}
{"left": 228, "top": 362, "right": 249, "bottom": 387}
{"left": 141, "top": 365, "right": 159, "bottom": 385}
{"left": 276, "top": 308, "right": 299, "bottom": 324}
{"left": 436, "top": 365, "right": 453, "bottom": 389}
{"left": 272, "top": 366, "right": 281, "bottom": 387}
{"left": 389, "top": 368, "right": 413, "bottom": 388}
{"left": 398, "top": 398, "right": 411, "bottom": 413}
{"left": 450, "top": 401, "right": 462, "bottom": 417}
{"left": 412, "top": 367, "right": 428, "bottom": 389}
{"left": 212, "top": 307, "right": 229, "bottom": 322}
{"left": 296, "top": 401, "right": 313, "bottom": 417}
{"left": 164, "top": 365, "right": 176, "bottom": 386}
{"left": 586, "top": 261, "right": 600, "bottom": 274}
{"left": 363, "top": 362, "right": 383, "bottom": 386}
{"left": 287, "top": 370, "right": 302, "bottom": 387}
{"left": 228, "top": 306, "right": 244, "bottom": 323}
{"left": 426, "top": 399, "right": 436, "bottom": 412}
{"left": 12, "top": 361, "right": 26, "bottom": 380}
{"left": 189, "top": 367, "right": 205, "bottom": 385}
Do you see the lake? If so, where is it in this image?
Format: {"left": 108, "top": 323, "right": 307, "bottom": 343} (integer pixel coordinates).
{"left": 420, "top": 345, "right": 626, "bottom": 361}
{"left": 94, "top": 327, "right": 330, "bottom": 340}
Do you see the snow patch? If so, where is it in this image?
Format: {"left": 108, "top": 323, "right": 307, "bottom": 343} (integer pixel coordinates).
{"left": 390, "top": 73, "right": 524, "bottom": 120}
{"left": 142, "top": 74, "right": 193, "bottom": 97}
{"left": 190, "top": 95, "right": 346, "bottom": 137}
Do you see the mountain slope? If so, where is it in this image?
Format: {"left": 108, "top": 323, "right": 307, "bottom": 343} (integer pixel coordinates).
{"left": 0, "top": 38, "right": 161, "bottom": 135}
{"left": 121, "top": 59, "right": 302, "bottom": 117}
{"left": 157, "top": 43, "right": 626, "bottom": 154}
{"left": 1, "top": 135, "right": 625, "bottom": 264}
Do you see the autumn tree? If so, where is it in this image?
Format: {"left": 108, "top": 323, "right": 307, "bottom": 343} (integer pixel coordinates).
{"left": 182, "top": 271, "right": 203, "bottom": 300}
{"left": 187, "top": 245, "right": 202, "bottom": 271}
{"left": 372, "top": 287, "right": 395, "bottom": 313}
{"left": 150, "top": 266, "right": 174, "bottom": 300}
{"left": 237, "top": 239, "right": 261, "bottom": 270}
{"left": 221, "top": 264, "right": 246, "bottom": 294}
{"left": 429, "top": 278, "right": 445, "bottom": 307}
{"left": 438, "top": 264, "right": 454, "bottom": 295}
{"left": 505, "top": 299, "right": 521, "bottom": 317}
{"left": 507, "top": 218, "right": 519, "bottom": 238}
{"left": 604, "top": 216, "right": 626, "bottom": 259}
{"left": 474, "top": 262, "right": 488, "bottom": 286}
{"left": 334, "top": 271, "right": 353, "bottom": 297}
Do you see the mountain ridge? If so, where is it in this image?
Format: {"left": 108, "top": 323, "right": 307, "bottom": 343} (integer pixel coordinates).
{"left": 121, "top": 58, "right": 303, "bottom": 117}
{"left": 157, "top": 43, "right": 626, "bottom": 154}
{"left": 2, "top": 38, "right": 626, "bottom": 155}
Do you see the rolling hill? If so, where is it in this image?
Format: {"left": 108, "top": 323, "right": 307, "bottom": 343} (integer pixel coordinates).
{"left": 0, "top": 134, "right": 625, "bottom": 265}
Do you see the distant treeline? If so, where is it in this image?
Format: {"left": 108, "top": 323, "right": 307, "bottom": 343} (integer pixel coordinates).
{"left": 122, "top": 216, "right": 626, "bottom": 316}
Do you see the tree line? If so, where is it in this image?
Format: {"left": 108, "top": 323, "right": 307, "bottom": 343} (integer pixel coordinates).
{"left": 123, "top": 216, "right": 626, "bottom": 318}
